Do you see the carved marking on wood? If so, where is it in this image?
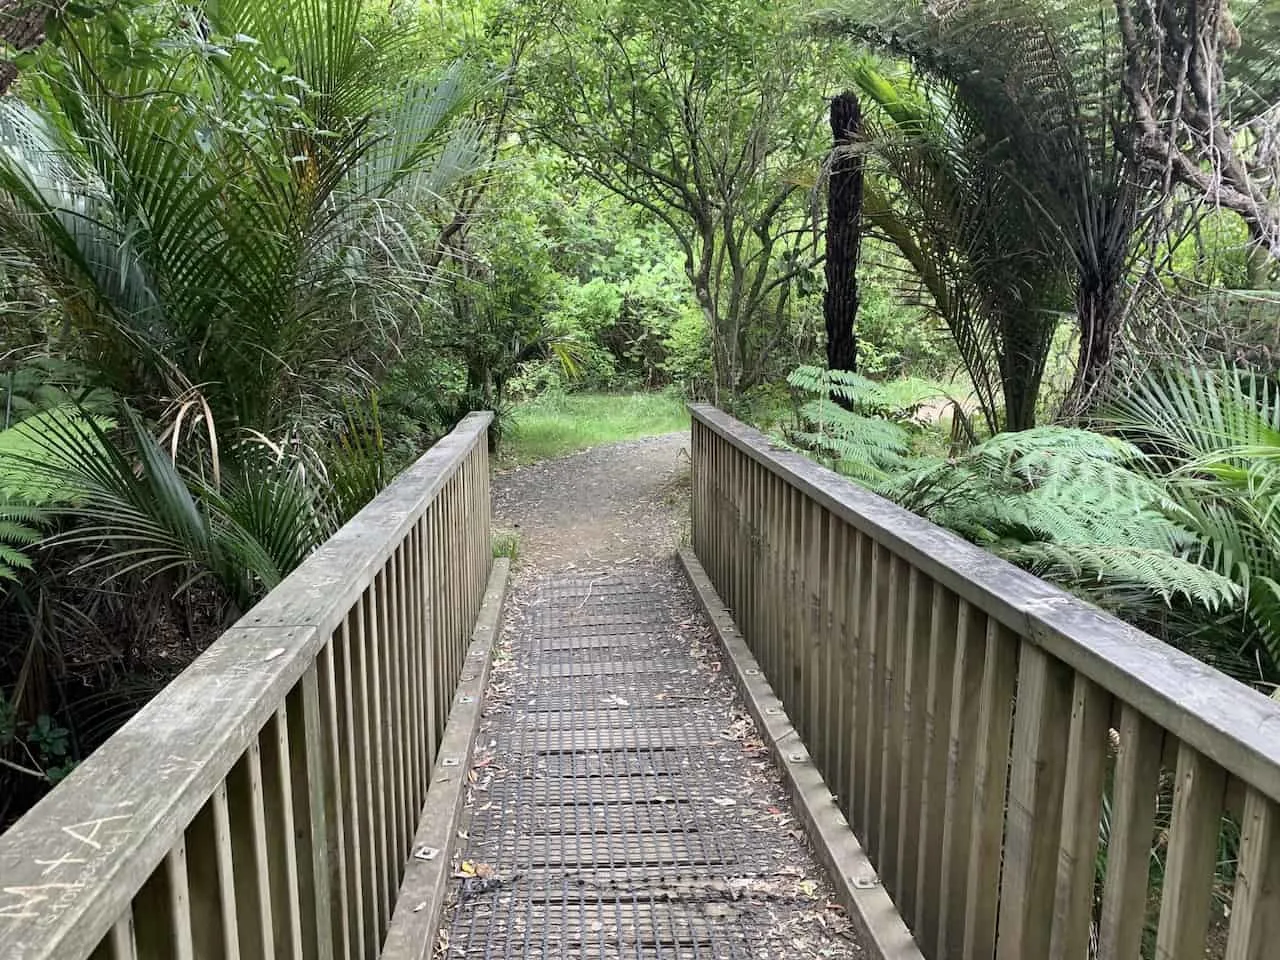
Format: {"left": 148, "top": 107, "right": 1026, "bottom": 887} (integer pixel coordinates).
{"left": 0, "top": 883, "right": 84, "bottom": 919}
{"left": 34, "top": 854, "right": 87, "bottom": 876}
{"left": 61, "top": 815, "right": 131, "bottom": 851}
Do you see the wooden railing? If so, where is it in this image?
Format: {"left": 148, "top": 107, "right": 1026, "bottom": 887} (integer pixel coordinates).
{"left": 0, "top": 412, "right": 494, "bottom": 960}
{"left": 690, "top": 404, "right": 1280, "bottom": 960}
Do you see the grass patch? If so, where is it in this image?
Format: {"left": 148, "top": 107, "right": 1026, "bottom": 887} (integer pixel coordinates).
{"left": 499, "top": 391, "right": 689, "bottom": 465}
{"left": 492, "top": 529, "right": 520, "bottom": 561}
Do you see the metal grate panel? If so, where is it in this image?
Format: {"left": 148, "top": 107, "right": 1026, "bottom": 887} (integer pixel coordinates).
{"left": 443, "top": 563, "right": 861, "bottom": 958}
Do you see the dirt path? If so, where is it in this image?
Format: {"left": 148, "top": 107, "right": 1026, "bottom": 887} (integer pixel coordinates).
{"left": 492, "top": 432, "right": 691, "bottom": 571}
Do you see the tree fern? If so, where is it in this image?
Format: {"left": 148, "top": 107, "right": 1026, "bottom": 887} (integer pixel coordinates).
{"left": 786, "top": 365, "right": 914, "bottom": 481}
{"left": 869, "top": 426, "right": 1240, "bottom": 613}
{"left": 0, "top": 505, "right": 45, "bottom": 585}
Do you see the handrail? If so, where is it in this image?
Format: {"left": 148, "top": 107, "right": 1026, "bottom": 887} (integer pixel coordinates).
{"left": 690, "top": 403, "right": 1280, "bottom": 960}
{"left": 0, "top": 411, "right": 494, "bottom": 960}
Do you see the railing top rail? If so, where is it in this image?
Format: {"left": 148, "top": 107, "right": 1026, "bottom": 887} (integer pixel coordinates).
{"left": 0, "top": 411, "right": 492, "bottom": 959}
{"left": 690, "top": 403, "right": 1280, "bottom": 802}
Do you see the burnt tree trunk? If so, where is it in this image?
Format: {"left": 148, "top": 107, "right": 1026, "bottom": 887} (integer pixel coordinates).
{"left": 0, "top": 1, "right": 50, "bottom": 94}
{"left": 824, "top": 91, "right": 864, "bottom": 382}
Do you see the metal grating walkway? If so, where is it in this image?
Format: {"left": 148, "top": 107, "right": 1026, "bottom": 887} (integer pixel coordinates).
{"left": 441, "top": 562, "right": 863, "bottom": 959}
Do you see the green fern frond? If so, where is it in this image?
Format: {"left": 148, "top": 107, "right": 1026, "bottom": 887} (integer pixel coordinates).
{"left": 0, "top": 506, "right": 46, "bottom": 585}
{"left": 787, "top": 364, "right": 888, "bottom": 405}
{"left": 999, "top": 542, "right": 1242, "bottom": 611}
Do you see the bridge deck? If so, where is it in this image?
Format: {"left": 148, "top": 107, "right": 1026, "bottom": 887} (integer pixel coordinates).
{"left": 440, "top": 561, "right": 863, "bottom": 958}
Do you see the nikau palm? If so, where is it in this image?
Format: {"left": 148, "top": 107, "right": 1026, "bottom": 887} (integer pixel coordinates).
{"left": 0, "top": 0, "right": 482, "bottom": 433}
{"left": 1109, "top": 365, "right": 1280, "bottom": 683}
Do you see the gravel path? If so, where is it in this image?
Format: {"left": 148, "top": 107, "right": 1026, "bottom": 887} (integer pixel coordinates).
{"left": 436, "top": 434, "right": 865, "bottom": 958}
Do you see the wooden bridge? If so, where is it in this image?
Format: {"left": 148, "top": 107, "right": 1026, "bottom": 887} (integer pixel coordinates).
{"left": 2, "top": 405, "right": 1278, "bottom": 960}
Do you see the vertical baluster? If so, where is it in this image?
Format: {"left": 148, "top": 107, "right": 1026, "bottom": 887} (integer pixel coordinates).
{"left": 957, "top": 619, "right": 1020, "bottom": 960}
{"left": 382, "top": 549, "right": 402, "bottom": 858}
{"left": 767, "top": 469, "right": 782, "bottom": 680}
{"left": 1226, "top": 787, "right": 1280, "bottom": 959}
{"left": 877, "top": 552, "right": 909, "bottom": 888}
{"left": 823, "top": 514, "right": 845, "bottom": 801}
{"left": 262, "top": 708, "right": 304, "bottom": 960}
{"left": 292, "top": 667, "right": 334, "bottom": 960}
{"left": 362, "top": 580, "right": 391, "bottom": 931}
{"left": 775, "top": 469, "right": 787, "bottom": 681}
{"left": 894, "top": 567, "right": 932, "bottom": 925}
{"left": 853, "top": 534, "right": 878, "bottom": 841}
{"left": 913, "top": 583, "right": 958, "bottom": 952}
{"left": 168, "top": 844, "right": 196, "bottom": 960}
{"left": 466, "top": 452, "right": 478, "bottom": 619}
{"left": 390, "top": 546, "right": 410, "bottom": 852}
{"left": 863, "top": 543, "right": 893, "bottom": 859}
{"left": 440, "top": 481, "right": 454, "bottom": 698}
{"left": 796, "top": 497, "right": 818, "bottom": 748}
{"left": 835, "top": 521, "right": 856, "bottom": 821}
{"left": 1048, "top": 675, "right": 1110, "bottom": 960}
{"left": 210, "top": 783, "right": 242, "bottom": 960}
{"left": 746, "top": 456, "right": 761, "bottom": 644}
{"left": 375, "top": 563, "right": 401, "bottom": 902}
{"left": 429, "top": 500, "right": 444, "bottom": 736}
{"left": 994, "top": 646, "right": 1071, "bottom": 959}
{"left": 341, "top": 610, "right": 373, "bottom": 956}
{"left": 690, "top": 421, "right": 701, "bottom": 555}
{"left": 317, "top": 640, "right": 352, "bottom": 960}
{"left": 453, "top": 478, "right": 468, "bottom": 670}
{"left": 1153, "top": 743, "right": 1226, "bottom": 960}
{"left": 808, "top": 502, "right": 829, "bottom": 786}
{"left": 460, "top": 454, "right": 474, "bottom": 623}
{"left": 1097, "top": 705, "right": 1163, "bottom": 959}
{"left": 716, "top": 436, "right": 727, "bottom": 590}
{"left": 231, "top": 742, "right": 276, "bottom": 960}
{"left": 845, "top": 531, "right": 868, "bottom": 831}
{"left": 407, "top": 521, "right": 426, "bottom": 807}
{"left": 423, "top": 509, "right": 438, "bottom": 778}
{"left": 756, "top": 467, "right": 771, "bottom": 673}
{"left": 732, "top": 441, "right": 741, "bottom": 603}
{"left": 178, "top": 790, "right": 231, "bottom": 959}
{"left": 90, "top": 911, "right": 137, "bottom": 960}
{"left": 936, "top": 601, "right": 983, "bottom": 958}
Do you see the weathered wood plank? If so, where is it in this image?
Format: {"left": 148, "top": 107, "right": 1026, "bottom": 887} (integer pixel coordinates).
{"left": 1153, "top": 743, "right": 1226, "bottom": 960}
{"left": 860, "top": 542, "right": 888, "bottom": 858}
{"left": 1048, "top": 675, "right": 1110, "bottom": 960}
{"left": 1226, "top": 787, "right": 1280, "bottom": 959}
{"left": 316, "top": 641, "right": 351, "bottom": 960}
{"left": 894, "top": 566, "right": 932, "bottom": 926}
{"left": 1097, "top": 704, "right": 1163, "bottom": 959}
{"left": 877, "top": 552, "right": 910, "bottom": 895}
{"left": 686, "top": 404, "right": 1280, "bottom": 805}
{"left": 823, "top": 512, "right": 845, "bottom": 802}
{"left": 0, "top": 413, "right": 489, "bottom": 960}
{"left": 962, "top": 619, "right": 1019, "bottom": 960}
{"left": 913, "top": 585, "right": 958, "bottom": 955}
{"left": 995, "top": 646, "right": 1072, "bottom": 960}
{"left": 210, "top": 784, "right": 241, "bottom": 960}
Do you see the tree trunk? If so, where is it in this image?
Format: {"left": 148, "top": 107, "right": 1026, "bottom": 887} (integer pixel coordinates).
{"left": 0, "top": 1, "right": 49, "bottom": 95}
{"left": 1065, "top": 268, "right": 1123, "bottom": 417}
{"left": 824, "top": 91, "right": 864, "bottom": 382}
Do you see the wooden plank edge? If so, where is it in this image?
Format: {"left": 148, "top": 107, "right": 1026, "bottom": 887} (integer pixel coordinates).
{"left": 378, "top": 557, "right": 510, "bottom": 960}
{"left": 678, "top": 547, "right": 923, "bottom": 960}
{"left": 686, "top": 404, "right": 1280, "bottom": 805}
